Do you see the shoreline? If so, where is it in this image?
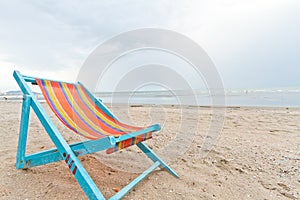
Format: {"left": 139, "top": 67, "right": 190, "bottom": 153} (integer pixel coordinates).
{"left": 1, "top": 100, "right": 300, "bottom": 109}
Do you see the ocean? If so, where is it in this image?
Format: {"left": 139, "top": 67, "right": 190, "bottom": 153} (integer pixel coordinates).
{"left": 1, "top": 88, "right": 300, "bottom": 107}
{"left": 96, "top": 88, "right": 300, "bottom": 107}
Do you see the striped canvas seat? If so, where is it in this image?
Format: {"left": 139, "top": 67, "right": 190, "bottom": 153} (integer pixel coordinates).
{"left": 36, "top": 79, "right": 152, "bottom": 154}
{"left": 14, "top": 71, "right": 178, "bottom": 199}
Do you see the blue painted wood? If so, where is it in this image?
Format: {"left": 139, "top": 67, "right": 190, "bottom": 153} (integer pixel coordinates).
{"left": 137, "top": 142, "right": 179, "bottom": 178}
{"left": 23, "top": 74, "right": 75, "bottom": 85}
{"left": 14, "top": 71, "right": 106, "bottom": 200}
{"left": 23, "top": 125, "right": 160, "bottom": 168}
{"left": 24, "top": 137, "right": 114, "bottom": 168}
{"left": 109, "top": 161, "right": 161, "bottom": 200}
{"left": 23, "top": 76, "right": 36, "bottom": 83}
{"left": 115, "top": 124, "right": 160, "bottom": 143}
{"left": 16, "top": 95, "right": 31, "bottom": 169}
{"left": 13, "top": 70, "right": 178, "bottom": 200}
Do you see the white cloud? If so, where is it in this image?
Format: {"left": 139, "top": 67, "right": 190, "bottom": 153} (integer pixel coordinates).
{"left": 165, "top": 0, "right": 300, "bottom": 87}
{"left": 0, "top": 0, "right": 172, "bottom": 91}
{"left": 0, "top": 64, "right": 79, "bottom": 92}
{"left": 0, "top": 0, "right": 299, "bottom": 91}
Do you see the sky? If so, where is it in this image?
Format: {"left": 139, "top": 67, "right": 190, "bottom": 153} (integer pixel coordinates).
{"left": 0, "top": 0, "right": 299, "bottom": 92}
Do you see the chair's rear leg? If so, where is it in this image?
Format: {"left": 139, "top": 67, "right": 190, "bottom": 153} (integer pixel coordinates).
{"left": 137, "top": 142, "right": 179, "bottom": 178}
{"left": 16, "top": 95, "right": 31, "bottom": 169}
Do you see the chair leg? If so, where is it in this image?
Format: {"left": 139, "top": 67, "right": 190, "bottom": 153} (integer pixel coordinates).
{"left": 137, "top": 142, "right": 179, "bottom": 178}
{"left": 110, "top": 143, "right": 179, "bottom": 199}
{"left": 109, "top": 161, "right": 161, "bottom": 200}
{"left": 16, "top": 95, "right": 31, "bottom": 169}
{"left": 61, "top": 150, "right": 106, "bottom": 200}
{"left": 30, "top": 103, "right": 106, "bottom": 199}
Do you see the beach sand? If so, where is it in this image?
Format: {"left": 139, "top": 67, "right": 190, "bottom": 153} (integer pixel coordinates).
{"left": 0, "top": 101, "right": 299, "bottom": 199}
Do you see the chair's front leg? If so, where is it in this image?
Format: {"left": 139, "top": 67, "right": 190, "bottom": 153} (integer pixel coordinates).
{"left": 16, "top": 95, "right": 31, "bottom": 169}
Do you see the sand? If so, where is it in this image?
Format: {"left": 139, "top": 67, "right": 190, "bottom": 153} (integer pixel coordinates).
{"left": 0, "top": 101, "right": 299, "bottom": 199}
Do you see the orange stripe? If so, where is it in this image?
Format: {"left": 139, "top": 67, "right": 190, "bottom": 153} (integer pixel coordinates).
{"left": 50, "top": 81, "right": 102, "bottom": 138}
{"left": 79, "top": 85, "right": 143, "bottom": 131}
{"left": 36, "top": 79, "right": 97, "bottom": 139}
{"left": 37, "top": 78, "right": 153, "bottom": 142}
{"left": 63, "top": 83, "right": 115, "bottom": 136}
{"left": 67, "top": 84, "right": 125, "bottom": 136}
{"left": 76, "top": 85, "right": 130, "bottom": 133}
{"left": 105, "top": 133, "right": 153, "bottom": 154}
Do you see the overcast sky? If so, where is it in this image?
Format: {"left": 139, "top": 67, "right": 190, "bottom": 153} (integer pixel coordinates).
{"left": 0, "top": 0, "right": 299, "bottom": 92}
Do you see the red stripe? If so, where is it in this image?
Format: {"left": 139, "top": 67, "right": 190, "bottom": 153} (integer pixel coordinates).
{"left": 67, "top": 84, "right": 124, "bottom": 136}
{"left": 64, "top": 154, "right": 77, "bottom": 175}
{"left": 65, "top": 154, "right": 70, "bottom": 163}
{"left": 50, "top": 81, "right": 103, "bottom": 138}
{"left": 72, "top": 166, "right": 77, "bottom": 175}
{"left": 106, "top": 133, "right": 153, "bottom": 154}
{"left": 68, "top": 160, "right": 74, "bottom": 168}
{"left": 36, "top": 78, "right": 151, "bottom": 142}
{"left": 37, "top": 79, "right": 84, "bottom": 137}
{"left": 79, "top": 85, "right": 143, "bottom": 132}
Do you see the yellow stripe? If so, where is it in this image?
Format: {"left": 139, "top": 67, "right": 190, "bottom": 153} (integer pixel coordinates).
{"left": 118, "top": 141, "right": 122, "bottom": 150}
{"left": 76, "top": 85, "right": 130, "bottom": 132}
{"left": 76, "top": 85, "right": 123, "bottom": 130}
{"left": 61, "top": 83, "right": 114, "bottom": 136}
{"left": 45, "top": 80, "right": 97, "bottom": 139}
{"left": 134, "top": 136, "right": 138, "bottom": 145}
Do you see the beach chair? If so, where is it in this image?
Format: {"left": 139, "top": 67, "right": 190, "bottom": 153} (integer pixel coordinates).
{"left": 13, "top": 70, "right": 178, "bottom": 200}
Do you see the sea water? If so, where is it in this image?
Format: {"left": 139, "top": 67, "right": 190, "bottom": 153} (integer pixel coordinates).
{"left": 95, "top": 88, "right": 300, "bottom": 107}
{"left": 1, "top": 88, "right": 300, "bottom": 107}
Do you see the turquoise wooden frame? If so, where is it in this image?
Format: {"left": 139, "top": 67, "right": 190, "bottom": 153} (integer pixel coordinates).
{"left": 13, "top": 70, "right": 178, "bottom": 200}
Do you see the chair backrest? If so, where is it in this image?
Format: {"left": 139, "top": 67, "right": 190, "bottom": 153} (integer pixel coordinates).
{"left": 36, "top": 79, "right": 142, "bottom": 140}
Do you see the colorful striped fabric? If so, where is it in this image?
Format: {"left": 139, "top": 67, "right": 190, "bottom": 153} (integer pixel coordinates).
{"left": 36, "top": 79, "right": 153, "bottom": 153}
